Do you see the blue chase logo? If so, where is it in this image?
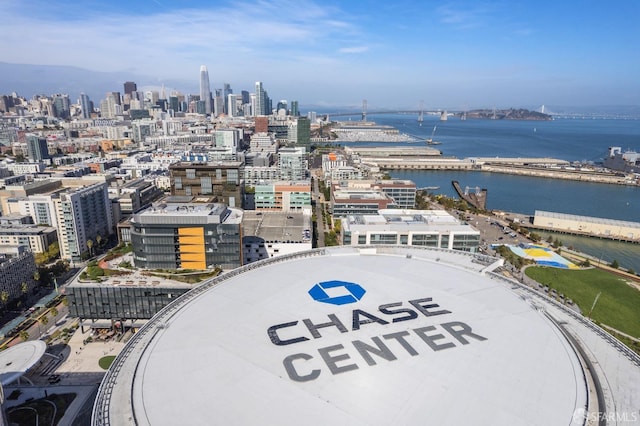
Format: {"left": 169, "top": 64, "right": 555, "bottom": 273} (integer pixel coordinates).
{"left": 308, "top": 280, "right": 366, "bottom": 305}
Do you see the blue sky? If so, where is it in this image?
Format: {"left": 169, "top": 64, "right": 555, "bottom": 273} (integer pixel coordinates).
{"left": 1, "top": 0, "right": 639, "bottom": 109}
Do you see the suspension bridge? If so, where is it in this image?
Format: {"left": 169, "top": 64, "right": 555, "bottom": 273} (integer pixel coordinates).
{"left": 323, "top": 101, "right": 624, "bottom": 121}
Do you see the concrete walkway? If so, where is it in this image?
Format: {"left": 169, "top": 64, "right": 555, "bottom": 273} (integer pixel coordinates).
{"left": 4, "top": 326, "right": 127, "bottom": 425}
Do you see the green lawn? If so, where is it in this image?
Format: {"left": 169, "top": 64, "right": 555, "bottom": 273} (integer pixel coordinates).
{"left": 525, "top": 267, "right": 640, "bottom": 338}
{"left": 99, "top": 355, "right": 116, "bottom": 370}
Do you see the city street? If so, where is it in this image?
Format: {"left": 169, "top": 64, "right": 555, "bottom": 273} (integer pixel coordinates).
{"left": 312, "top": 174, "right": 325, "bottom": 248}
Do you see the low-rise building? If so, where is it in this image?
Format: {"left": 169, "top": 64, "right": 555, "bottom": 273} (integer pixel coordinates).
{"left": 169, "top": 161, "right": 243, "bottom": 208}
{"left": 341, "top": 209, "right": 481, "bottom": 252}
{"left": 254, "top": 181, "right": 311, "bottom": 211}
{"left": 0, "top": 246, "right": 37, "bottom": 304}
{"left": 111, "top": 178, "right": 164, "bottom": 216}
{"left": 130, "top": 202, "right": 243, "bottom": 270}
{"left": 331, "top": 188, "right": 397, "bottom": 217}
{"left": 332, "top": 179, "right": 416, "bottom": 209}
{"left": 242, "top": 210, "right": 312, "bottom": 264}
{"left": 66, "top": 273, "right": 193, "bottom": 322}
{"left": 0, "top": 223, "right": 58, "bottom": 254}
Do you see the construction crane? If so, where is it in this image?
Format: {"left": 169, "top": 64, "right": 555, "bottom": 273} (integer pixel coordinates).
{"left": 426, "top": 125, "right": 441, "bottom": 145}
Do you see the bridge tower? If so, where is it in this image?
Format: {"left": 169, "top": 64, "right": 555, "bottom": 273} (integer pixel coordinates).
{"left": 418, "top": 100, "right": 424, "bottom": 125}
{"left": 362, "top": 99, "right": 367, "bottom": 122}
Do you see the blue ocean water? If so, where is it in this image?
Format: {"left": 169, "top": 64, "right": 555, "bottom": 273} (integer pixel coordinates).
{"left": 332, "top": 114, "right": 640, "bottom": 272}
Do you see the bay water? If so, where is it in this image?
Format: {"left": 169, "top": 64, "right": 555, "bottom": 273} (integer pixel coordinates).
{"left": 331, "top": 114, "right": 640, "bottom": 272}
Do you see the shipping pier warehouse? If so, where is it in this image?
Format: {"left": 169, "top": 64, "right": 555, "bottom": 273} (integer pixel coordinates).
{"left": 92, "top": 247, "right": 640, "bottom": 426}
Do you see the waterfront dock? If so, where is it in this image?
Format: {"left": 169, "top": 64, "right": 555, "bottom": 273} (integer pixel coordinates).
{"left": 347, "top": 148, "right": 638, "bottom": 186}
{"left": 526, "top": 210, "right": 640, "bottom": 244}
{"left": 452, "top": 180, "right": 487, "bottom": 210}
{"left": 479, "top": 164, "right": 635, "bottom": 185}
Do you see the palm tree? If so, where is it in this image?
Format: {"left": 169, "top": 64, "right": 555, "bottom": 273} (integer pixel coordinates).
{"left": 0, "top": 291, "right": 9, "bottom": 310}
{"left": 21, "top": 282, "right": 29, "bottom": 296}
{"left": 50, "top": 307, "right": 58, "bottom": 317}
{"left": 96, "top": 234, "right": 103, "bottom": 248}
{"left": 87, "top": 239, "right": 94, "bottom": 257}
{"left": 19, "top": 330, "right": 29, "bottom": 341}
{"left": 36, "top": 314, "right": 48, "bottom": 338}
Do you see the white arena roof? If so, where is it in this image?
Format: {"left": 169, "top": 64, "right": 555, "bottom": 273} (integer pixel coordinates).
{"left": 92, "top": 247, "right": 640, "bottom": 426}
{"left": 0, "top": 341, "right": 46, "bottom": 386}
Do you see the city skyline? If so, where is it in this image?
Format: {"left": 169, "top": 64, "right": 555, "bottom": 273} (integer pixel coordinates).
{"left": 1, "top": 0, "right": 639, "bottom": 109}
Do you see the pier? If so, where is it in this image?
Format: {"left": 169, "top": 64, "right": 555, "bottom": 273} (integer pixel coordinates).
{"left": 343, "top": 147, "right": 639, "bottom": 186}
{"left": 527, "top": 210, "right": 640, "bottom": 244}
{"left": 452, "top": 180, "right": 487, "bottom": 210}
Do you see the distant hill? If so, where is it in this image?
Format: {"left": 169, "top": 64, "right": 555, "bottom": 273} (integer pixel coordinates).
{"left": 465, "top": 108, "right": 551, "bottom": 120}
{"left": 0, "top": 62, "right": 195, "bottom": 102}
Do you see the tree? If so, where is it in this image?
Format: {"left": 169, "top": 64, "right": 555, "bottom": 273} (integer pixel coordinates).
{"left": 39, "top": 315, "right": 49, "bottom": 326}
{"left": 529, "top": 232, "right": 542, "bottom": 243}
{"left": 50, "top": 307, "right": 58, "bottom": 317}
{"left": 611, "top": 259, "right": 619, "bottom": 269}
{"left": 48, "top": 241, "right": 60, "bottom": 259}
{"left": 19, "top": 330, "right": 29, "bottom": 341}
{"left": 333, "top": 219, "right": 342, "bottom": 235}
{"left": 96, "top": 234, "right": 103, "bottom": 248}
{"left": 0, "top": 291, "right": 9, "bottom": 307}
{"left": 21, "top": 282, "right": 28, "bottom": 296}
{"left": 87, "top": 239, "right": 94, "bottom": 257}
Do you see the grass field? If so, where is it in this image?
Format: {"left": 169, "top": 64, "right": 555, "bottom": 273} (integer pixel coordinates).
{"left": 525, "top": 267, "right": 640, "bottom": 338}
{"left": 99, "top": 355, "right": 116, "bottom": 370}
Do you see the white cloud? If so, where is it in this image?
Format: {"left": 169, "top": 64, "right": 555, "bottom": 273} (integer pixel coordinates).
{"left": 436, "top": 3, "right": 491, "bottom": 30}
{"left": 0, "top": 0, "right": 363, "bottom": 81}
{"left": 338, "top": 46, "right": 369, "bottom": 54}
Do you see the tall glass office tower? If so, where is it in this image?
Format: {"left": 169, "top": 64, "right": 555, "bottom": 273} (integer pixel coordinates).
{"left": 199, "top": 65, "right": 212, "bottom": 115}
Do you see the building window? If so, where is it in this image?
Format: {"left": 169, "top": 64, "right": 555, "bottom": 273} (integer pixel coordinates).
{"left": 174, "top": 177, "right": 182, "bottom": 189}
{"left": 411, "top": 234, "right": 438, "bottom": 247}
{"left": 227, "top": 169, "right": 238, "bottom": 184}
{"left": 201, "top": 176, "right": 212, "bottom": 194}
{"left": 370, "top": 234, "right": 397, "bottom": 245}
{"left": 343, "top": 232, "right": 351, "bottom": 245}
{"left": 186, "top": 169, "right": 196, "bottom": 179}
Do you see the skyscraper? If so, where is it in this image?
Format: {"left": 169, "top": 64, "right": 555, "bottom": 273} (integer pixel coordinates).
{"left": 52, "top": 94, "right": 70, "bottom": 119}
{"left": 255, "top": 81, "right": 265, "bottom": 116}
{"left": 26, "top": 135, "right": 50, "bottom": 161}
{"left": 79, "top": 93, "right": 92, "bottom": 119}
{"left": 223, "top": 83, "right": 232, "bottom": 114}
{"left": 124, "top": 81, "right": 137, "bottom": 96}
{"left": 200, "top": 65, "right": 212, "bottom": 115}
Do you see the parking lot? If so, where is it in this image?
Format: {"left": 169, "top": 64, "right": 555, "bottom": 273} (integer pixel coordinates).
{"left": 452, "top": 210, "right": 527, "bottom": 252}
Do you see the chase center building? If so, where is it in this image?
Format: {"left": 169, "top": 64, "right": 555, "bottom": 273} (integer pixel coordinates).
{"left": 92, "top": 246, "right": 640, "bottom": 426}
